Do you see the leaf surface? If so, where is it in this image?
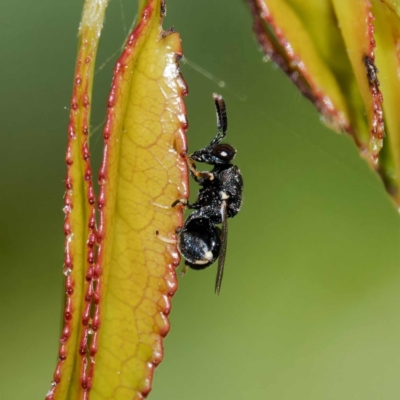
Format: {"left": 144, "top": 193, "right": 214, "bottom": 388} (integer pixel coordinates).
{"left": 92, "top": 0, "right": 188, "bottom": 398}
{"left": 46, "top": 1, "right": 109, "bottom": 399}
{"left": 47, "top": 0, "right": 188, "bottom": 399}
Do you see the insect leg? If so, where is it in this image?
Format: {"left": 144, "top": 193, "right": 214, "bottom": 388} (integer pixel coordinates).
{"left": 180, "top": 262, "right": 189, "bottom": 276}
{"left": 187, "top": 156, "right": 214, "bottom": 182}
{"left": 155, "top": 230, "right": 178, "bottom": 244}
{"left": 171, "top": 198, "right": 188, "bottom": 207}
{"left": 171, "top": 198, "right": 202, "bottom": 210}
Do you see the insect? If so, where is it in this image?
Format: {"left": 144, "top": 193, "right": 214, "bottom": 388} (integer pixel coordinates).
{"left": 173, "top": 93, "right": 243, "bottom": 294}
{"left": 363, "top": 55, "right": 380, "bottom": 88}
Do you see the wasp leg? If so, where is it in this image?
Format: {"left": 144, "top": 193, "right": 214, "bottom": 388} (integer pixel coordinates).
{"left": 180, "top": 262, "right": 189, "bottom": 276}
{"left": 171, "top": 198, "right": 202, "bottom": 210}
{"left": 171, "top": 198, "right": 188, "bottom": 208}
{"left": 186, "top": 156, "right": 214, "bottom": 183}
{"left": 155, "top": 230, "right": 177, "bottom": 244}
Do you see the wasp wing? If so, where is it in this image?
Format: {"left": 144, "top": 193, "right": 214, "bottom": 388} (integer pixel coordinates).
{"left": 215, "top": 200, "right": 228, "bottom": 295}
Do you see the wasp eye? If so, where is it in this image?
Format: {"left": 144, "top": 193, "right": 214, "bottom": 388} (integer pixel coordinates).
{"left": 212, "top": 144, "right": 236, "bottom": 163}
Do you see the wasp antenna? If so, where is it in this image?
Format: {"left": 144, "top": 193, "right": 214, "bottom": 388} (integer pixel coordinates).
{"left": 212, "top": 93, "right": 228, "bottom": 143}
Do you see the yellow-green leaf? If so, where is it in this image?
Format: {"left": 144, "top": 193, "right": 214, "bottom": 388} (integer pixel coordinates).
{"left": 373, "top": 0, "right": 400, "bottom": 196}
{"left": 47, "top": 0, "right": 188, "bottom": 398}
{"left": 93, "top": 0, "right": 188, "bottom": 397}
{"left": 46, "top": 1, "right": 109, "bottom": 399}
{"left": 382, "top": 0, "right": 400, "bottom": 16}
{"left": 247, "top": 0, "right": 400, "bottom": 205}
{"left": 331, "top": 0, "right": 384, "bottom": 160}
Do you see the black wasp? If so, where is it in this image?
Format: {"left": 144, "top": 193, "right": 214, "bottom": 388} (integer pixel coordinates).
{"left": 173, "top": 94, "right": 243, "bottom": 294}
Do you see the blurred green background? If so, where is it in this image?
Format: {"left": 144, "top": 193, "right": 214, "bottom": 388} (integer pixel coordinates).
{"left": 1, "top": 0, "right": 400, "bottom": 399}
